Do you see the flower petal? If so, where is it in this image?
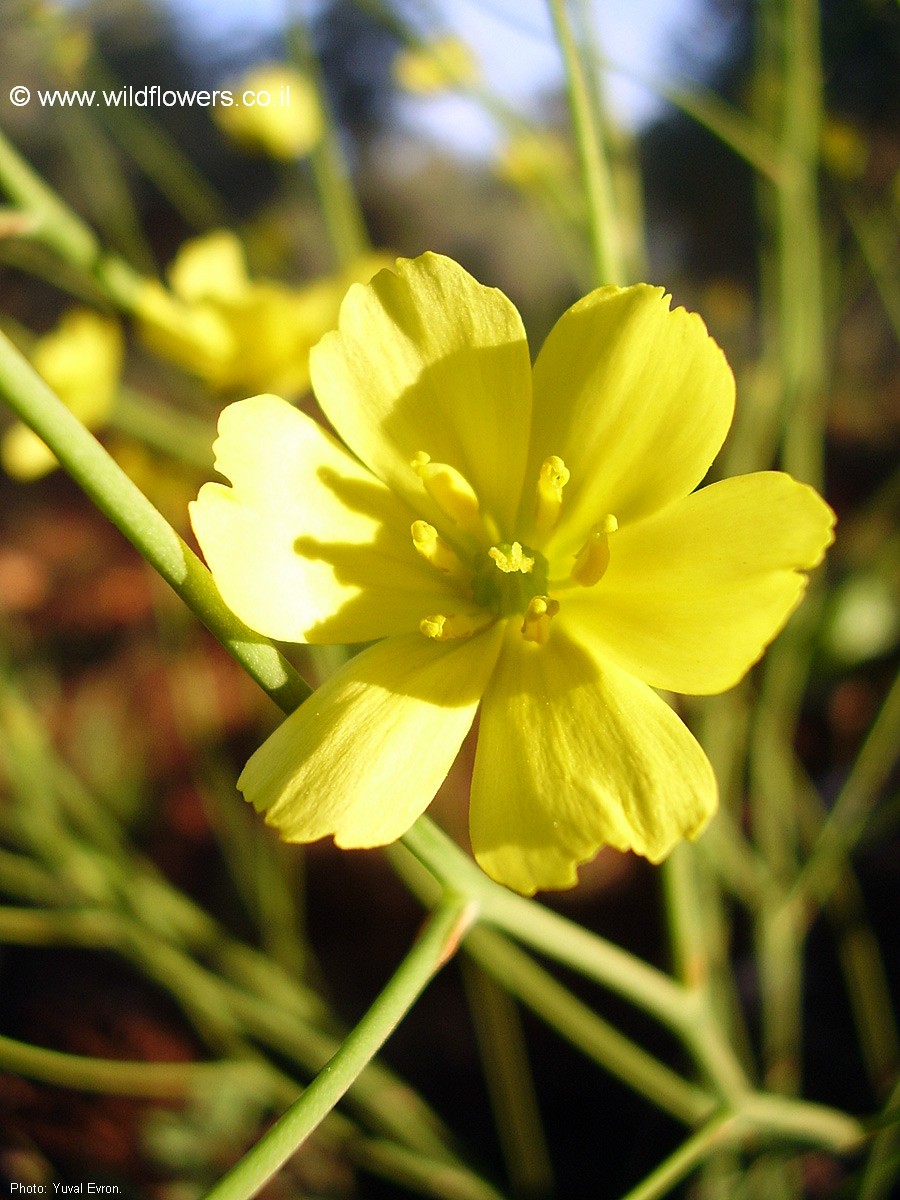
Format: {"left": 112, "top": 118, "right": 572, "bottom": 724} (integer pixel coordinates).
{"left": 526, "top": 284, "right": 735, "bottom": 552}
{"left": 310, "top": 253, "right": 533, "bottom": 539}
{"left": 241, "top": 626, "right": 505, "bottom": 846}
{"left": 561, "top": 472, "right": 835, "bottom": 695}
{"left": 470, "top": 626, "right": 717, "bottom": 895}
{"left": 190, "top": 395, "right": 464, "bottom": 643}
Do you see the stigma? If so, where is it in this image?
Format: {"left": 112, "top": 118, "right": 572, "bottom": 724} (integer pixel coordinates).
{"left": 488, "top": 541, "right": 534, "bottom": 574}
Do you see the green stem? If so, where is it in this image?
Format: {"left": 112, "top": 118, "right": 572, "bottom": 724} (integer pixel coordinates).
{"left": 0, "top": 127, "right": 144, "bottom": 311}
{"left": 789, "top": 666, "right": 900, "bottom": 910}
{"left": 547, "top": 0, "right": 624, "bottom": 285}
{"left": 398, "top": 822, "right": 751, "bottom": 1105}
{"left": 401, "top": 821, "right": 688, "bottom": 1025}
{"left": 858, "top": 1077, "right": 900, "bottom": 1200}
{"left": 466, "top": 925, "right": 715, "bottom": 1128}
{"left": 0, "top": 331, "right": 310, "bottom": 714}
{"left": 772, "top": 0, "right": 827, "bottom": 490}
{"left": 0, "top": 127, "right": 98, "bottom": 269}
{"left": 110, "top": 387, "right": 216, "bottom": 470}
{"left": 0, "top": 1032, "right": 271, "bottom": 1101}
{"left": 618, "top": 1115, "right": 738, "bottom": 1200}
{"left": 286, "top": 13, "right": 370, "bottom": 267}
{"left": 461, "top": 960, "right": 554, "bottom": 1196}
{"left": 203, "top": 895, "right": 478, "bottom": 1200}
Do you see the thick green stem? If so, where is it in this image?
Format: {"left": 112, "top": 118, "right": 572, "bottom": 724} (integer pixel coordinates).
{"left": 0, "top": 127, "right": 144, "bottom": 310}
{"left": 0, "top": 332, "right": 310, "bottom": 714}
{"left": 203, "top": 896, "right": 478, "bottom": 1200}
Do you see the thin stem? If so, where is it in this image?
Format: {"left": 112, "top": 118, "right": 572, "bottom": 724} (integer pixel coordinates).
{"left": 617, "top": 1115, "right": 738, "bottom": 1200}
{"left": 203, "top": 895, "right": 478, "bottom": 1200}
{"left": 286, "top": 13, "right": 370, "bottom": 266}
{"left": 110, "top": 388, "right": 216, "bottom": 470}
{"left": 0, "top": 331, "right": 310, "bottom": 715}
{"left": 772, "top": 0, "right": 827, "bottom": 490}
{"left": 789, "top": 666, "right": 900, "bottom": 910}
{"left": 858, "top": 1077, "right": 900, "bottom": 1200}
{"left": 464, "top": 924, "right": 715, "bottom": 1128}
{"left": 400, "top": 821, "right": 689, "bottom": 1027}
{"left": 0, "top": 1032, "right": 271, "bottom": 1101}
{"left": 462, "top": 960, "right": 555, "bottom": 1196}
{"left": 547, "top": 0, "right": 624, "bottom": 285}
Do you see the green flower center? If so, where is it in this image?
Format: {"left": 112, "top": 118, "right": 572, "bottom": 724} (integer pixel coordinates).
{"left": 410, "top": 451, "right": 612, "bottom": 646}
{"left": 471, "top": 541, "right": 549, "bottom": 617}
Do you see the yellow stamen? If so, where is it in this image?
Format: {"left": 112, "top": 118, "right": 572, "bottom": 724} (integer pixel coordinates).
{"left": 488, "top": 541, "right": 534, "bottom": 574}
{"left": 571, "top": 515, "right": 618, "bottom": 587}
{"left": 411, "top": 520, "right": 468, "bottom": 579}
{"left": 419, "top": 611, "right": 492, "bottom": 641}
{"left": 521, "top": 595, "right": 560, "bottom": 645}
{"left": 534, "top": 455, "right": 570, "bottom": 538}
{"left": 411, "top": 451, "right": 483, "bottom": 536}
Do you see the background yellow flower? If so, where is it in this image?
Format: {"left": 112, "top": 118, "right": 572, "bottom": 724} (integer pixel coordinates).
{"left": 1, "top": 309, "right": 122, "bottom": 480}
{"left": 214, "top": 63, "right": 323, "bottom": 160}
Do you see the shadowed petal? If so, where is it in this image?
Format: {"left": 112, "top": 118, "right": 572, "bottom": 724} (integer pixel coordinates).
{"left": 310, "top": 253, "right": 533, "bottom": 539}
{"left": 190, "top": 394, "right": 463, "bottom": 644}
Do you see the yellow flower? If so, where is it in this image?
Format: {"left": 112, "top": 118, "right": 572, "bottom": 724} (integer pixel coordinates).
{"left": 137, "top": 231, "right": 388, "bottom": 398}
{"left": 214, "top": 63, "right": 322, "bottom": 160}
{"left": 190, "top": 254, "right": 835, "bottom": 895}
{"left": 392, "top": 36, "right": 479, "bottom": 94}
{"left": 2, "top": 308, "right": 122, "bottom": 480}
{"left": 495, "top": 130, "right": 574, "bottom": 191}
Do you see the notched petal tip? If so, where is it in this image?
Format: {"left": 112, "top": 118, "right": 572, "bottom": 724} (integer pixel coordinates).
{"left": 470, "top": 630, "right": 719, "bottom": 895}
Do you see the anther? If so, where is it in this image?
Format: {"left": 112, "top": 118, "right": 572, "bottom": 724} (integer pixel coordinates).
{"left": 411, "top": 452, "right": 483, "bottom": 536}
{"left": 411, "top": 521, "right": 468, "bottom": 579}
{"left": 534, "top": 455, "right": 570, "bottom": 539}
{"left": 571, "top": 515, "right": 618, "bottom": 587}
{"left": 488, "top": 541, "right": 534, "bottom": 575}
{"left": 521, "top": 595, "right": 560, "bottom": 645}
{"left": 419, "top": 611, "right": 492, "bottom": 641}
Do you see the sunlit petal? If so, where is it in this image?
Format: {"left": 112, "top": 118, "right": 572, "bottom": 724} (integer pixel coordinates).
{"left": 470, "top": 626, "right": 717, "bottom": 895}
{"left": 561, "top": 472, "right": 835, "bottom": 694}
{"left": 526, "top": 284, "right": 735, "bottom": 553}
